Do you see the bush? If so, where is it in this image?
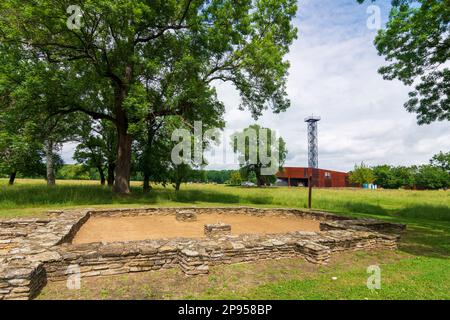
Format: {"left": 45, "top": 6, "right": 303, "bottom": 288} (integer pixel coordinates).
{"left": 414, "top": 165, "right": 450, "bottom": 190}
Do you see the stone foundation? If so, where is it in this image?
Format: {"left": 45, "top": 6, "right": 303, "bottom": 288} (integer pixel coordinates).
{"left": 176, "top": 210, "right": 197, "bottom": 222}
{"left": 204, "top": 223, "right": 232, "bottom": 237}
{"left": 0, "top": 207, "right": 405, "bottom": 300}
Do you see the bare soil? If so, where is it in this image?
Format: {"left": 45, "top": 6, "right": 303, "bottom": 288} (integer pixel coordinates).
{"left": 72, "top": 214, "right": 321, "bottom": 244}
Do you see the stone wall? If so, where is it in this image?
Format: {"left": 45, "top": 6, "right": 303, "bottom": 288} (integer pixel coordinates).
{"left": 0, "top": 207, "right": 405, "bottom": 300}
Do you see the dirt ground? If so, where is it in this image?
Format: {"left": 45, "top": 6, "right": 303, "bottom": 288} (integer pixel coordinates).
{"left": 72, "top": 214, "right": 321, "bottom": 244}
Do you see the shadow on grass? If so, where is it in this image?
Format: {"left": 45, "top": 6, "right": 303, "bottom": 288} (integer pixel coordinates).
{"left": 325, "top": 201, "right": 450, "bottom": 259}
{"left": 0, "top": 184, "right": 158, "bottom": 208}
{"left": 335, "top": 201, "right": 450, "bottom": 222}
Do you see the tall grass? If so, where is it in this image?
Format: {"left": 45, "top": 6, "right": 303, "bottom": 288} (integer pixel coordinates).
{"left": 1, "top": 179, "right": 449, "bottom": 222}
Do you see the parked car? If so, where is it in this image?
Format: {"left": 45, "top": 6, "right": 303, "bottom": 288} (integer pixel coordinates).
{"left": 241, "top": 181, "right": 257, "bottom": 187}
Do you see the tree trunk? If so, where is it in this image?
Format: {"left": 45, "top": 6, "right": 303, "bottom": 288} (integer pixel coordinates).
{"left": 256, "top": 166, "right": 264, "bottom": 187}
{"left": 114, "top": 127, "right": 132, "bottom": 193}
{"left": 107, "top": 163, "right": 115, "bottom": 186}
{"left": 45, "top": 140, "right": 56, "bottom": 186}
{"left": 113, "top": 87, "right": 132, "bottom": 194}
{"left": 98, "top": 166, "right": 106, "bottom": 185}
{"left": 8, "top": 171, "right": 16, "bottom": 185}
{"left": 143, "top": 172, "right": 151, "bottom": 193}
{"left": 175, "top": 181, "right": 181, "bottom": 191}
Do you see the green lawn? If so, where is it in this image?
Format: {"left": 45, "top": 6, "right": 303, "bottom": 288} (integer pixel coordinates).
{"left": 1, "top": 179, "right": 449, "bottom": 299}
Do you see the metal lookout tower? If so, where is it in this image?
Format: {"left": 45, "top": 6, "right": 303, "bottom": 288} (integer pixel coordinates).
{"left": 304, "top": 116, "right": 321, "bottom": 169}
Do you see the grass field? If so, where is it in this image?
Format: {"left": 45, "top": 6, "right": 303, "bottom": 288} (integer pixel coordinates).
{"left": 1, "top": 178, "right": 449, "bottom": 299}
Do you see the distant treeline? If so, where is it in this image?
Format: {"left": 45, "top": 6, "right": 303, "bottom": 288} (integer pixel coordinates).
{"left": 349, "top": 152, "right": 450, "bottom": 190}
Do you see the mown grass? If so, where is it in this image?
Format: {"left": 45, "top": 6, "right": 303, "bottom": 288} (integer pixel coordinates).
{"left": 2, "top": 179, "right": 449, "bottom": 300}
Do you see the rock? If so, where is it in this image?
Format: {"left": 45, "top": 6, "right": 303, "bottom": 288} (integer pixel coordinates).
{"left": 181, "top": 249, "right": 199, "bottom": 257}
{"left": 176, "top": 210, "right": 197, "bottom": 222}
{"left": 27, "top": 251, "right": 61, "bottom": 263}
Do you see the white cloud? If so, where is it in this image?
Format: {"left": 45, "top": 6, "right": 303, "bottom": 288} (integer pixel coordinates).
{"left": 206, "top": 0, "right": 450, "bottom": 172}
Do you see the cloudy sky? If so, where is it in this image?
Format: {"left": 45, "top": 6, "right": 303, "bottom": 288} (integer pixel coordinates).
{"left": 62, "top": 0, "right": 450, "bottom": 172}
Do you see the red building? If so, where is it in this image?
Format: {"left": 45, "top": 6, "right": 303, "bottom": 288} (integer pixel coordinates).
{"left": 276, "top": 167, "right": 349, "bottom": 188}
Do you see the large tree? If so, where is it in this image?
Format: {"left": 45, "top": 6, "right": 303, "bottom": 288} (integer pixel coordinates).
{"left": 0, "top": 0, "right": 298, "bottom": 193}
{"left": 0, "top": 45, "right": 86, "bottom": 185}
{"left": 359, "top": 0, "right": 449, "bottom": 124}
{"left": 231, "top": 124, "right": 287, "bottom": 187}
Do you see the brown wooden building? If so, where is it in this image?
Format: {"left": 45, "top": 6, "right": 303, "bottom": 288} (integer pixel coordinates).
{"left": 276, "top": 167, "right": 349, "bottom": 188}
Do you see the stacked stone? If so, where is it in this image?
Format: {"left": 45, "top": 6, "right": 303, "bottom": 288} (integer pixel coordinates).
{"left": 295, "top": 241, "right": 331, "bottom": 265}
{"left": 320, "top": 220, "right": 406, "bottom": 235}
{"left": 45, "top": 241, "right": 181, "bottom": 280}
{"left": 204, "top": 223, "right": 231, "bottom": 237}
{"left": 176, "top": 210, "right": 197, "bottom": 222}
{"left": 179, "top": 249, "right": 209, "bottom": 276}
{"left": 0, "top": 261, "right": 46, "bottom": 300}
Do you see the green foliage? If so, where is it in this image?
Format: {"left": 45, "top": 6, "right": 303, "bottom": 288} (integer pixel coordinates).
{"left": 372, "top": 152, "right": 449, "bottom": 190}
{"left": 170, "top": 163, "right": 193, "bottom": 191}
{"left": 74, "top": 120, "right": 117, "bottom": 185}
{"left": 349, "top": 163, "right": 375, "bottom": 185}
{"left": 203, "top": 170, "right": 234, "bottom": 184}
{"left": 372, "top": 165, "right": 415, "bottom": 189}
{"left": 0, "top": 126, "right": 45, "bottom": 180}
{"left": 414, "top": 165, "right": 450, "bottom": 190}
{"left": 358, "top": 0, "right": 450, "bottom": 124}
{"left": 229, "top": 171, "right": 243, "bottom": 186}
{"left": 430, "top": 151, "right": 450, "bottom": 172}
{"left": 56, "top": 165, "right": 91, "bottom": 181}
{"left": 0, "top": 0, "right": 298, "bottom": 193}
{"left": 231, "top": 124, "right": 287, "bottom": 186}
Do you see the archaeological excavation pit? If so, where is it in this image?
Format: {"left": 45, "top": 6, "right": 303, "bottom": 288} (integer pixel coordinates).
{"left": 72, "top": 212, "right": 321, "bottom": 244}
{"left": 0, "top": 207, "right": 406, "bottom": 300}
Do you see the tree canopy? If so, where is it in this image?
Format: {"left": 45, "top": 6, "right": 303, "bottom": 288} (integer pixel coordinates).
{"left": 0, "top": 0, "right": 298, "bottom": 193}
{"left": 231, "top": 124, "right": 287, "bottom": 187}
{"left": 358, "top": 0, "right": 449, "bottom": 124}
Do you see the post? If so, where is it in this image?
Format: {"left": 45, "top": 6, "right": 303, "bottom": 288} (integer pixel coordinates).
{"left": 308, "top": 175, "right": 313, "bottom": 209}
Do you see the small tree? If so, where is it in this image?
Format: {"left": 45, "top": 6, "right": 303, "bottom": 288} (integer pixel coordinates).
{"left": 74, "top": 120, "right": 117, "bottom": 186}
{"left": 170, "top": 163, "right": 192, "bottom": 191}
{"left": 229, "top": 171, "right": 243, "bottom": 186}
{"left": 349, "top": 163, "right": 375, "bottom": 186}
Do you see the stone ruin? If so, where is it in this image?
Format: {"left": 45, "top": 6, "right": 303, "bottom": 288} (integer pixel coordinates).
{"left": 204, "top": 223, "right": 232, "bottom": 237}
{"left": 0, "top": 207, "right": 406, "bottom": 300}
{"left": 175, "top": 210, "right": 197, "bottom": 222}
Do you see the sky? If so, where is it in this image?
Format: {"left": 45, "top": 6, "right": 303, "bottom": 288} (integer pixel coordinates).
{"left": 62, "top": 0, "right": 450, "bottom": 172}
